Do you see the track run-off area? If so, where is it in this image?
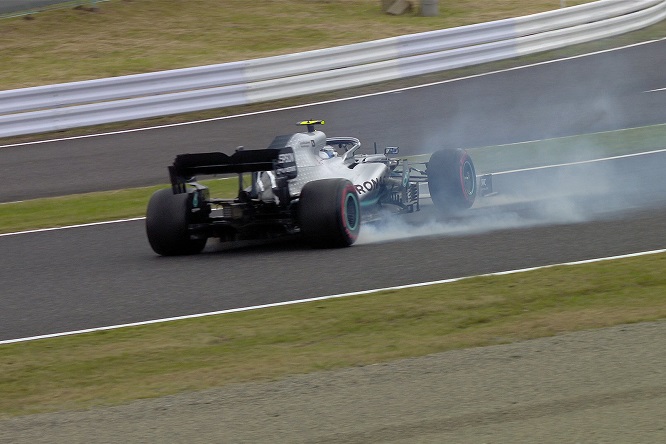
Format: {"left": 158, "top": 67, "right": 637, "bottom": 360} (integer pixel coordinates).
{"left": 1, "top": 35, "right": 666, "bottom": 442}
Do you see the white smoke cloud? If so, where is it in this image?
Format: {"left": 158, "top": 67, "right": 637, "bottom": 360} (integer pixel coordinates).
{"left": 356, "top": 147, "right": 647, "bottom": 246}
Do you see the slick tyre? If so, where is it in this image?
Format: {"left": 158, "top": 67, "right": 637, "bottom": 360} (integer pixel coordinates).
{"left": 427, "top": 148, "right": 476, "bottom": 213}
{"left": 299, "top": 178, "right": 360, "bottom": 248}
{"left": 146, "top": 189, "right": 207, "bottom": 256}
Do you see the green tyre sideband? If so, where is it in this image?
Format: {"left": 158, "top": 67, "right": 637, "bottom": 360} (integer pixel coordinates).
{"left": 299, "top": 178, "right": 360, "bottom": 248}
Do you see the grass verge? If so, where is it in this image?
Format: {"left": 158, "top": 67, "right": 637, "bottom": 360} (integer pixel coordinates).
{"left": 468, "top": 124, "right": 666, "bottom": 174}
{"left": 0, "top": 178, "right": 239, "bottom": 234}
{"left": 1, "top": 252, "right": 665, "bottom": 417}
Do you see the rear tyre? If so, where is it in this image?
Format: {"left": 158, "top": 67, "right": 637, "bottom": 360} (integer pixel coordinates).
{"left": 299, "top": 179, "right": 360, "bottom": 248}
{"left": 427, "top": 149, "right": 476, "bottom": 213}
{"left": 146, "top": 188, "right": 207, "bottom": 256}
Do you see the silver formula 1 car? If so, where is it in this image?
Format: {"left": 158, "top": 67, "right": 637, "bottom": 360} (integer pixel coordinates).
{"left": 146, "top": 120, "right": 487, "bottom": 255}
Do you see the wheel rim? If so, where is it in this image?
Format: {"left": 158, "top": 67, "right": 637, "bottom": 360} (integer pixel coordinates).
{"left": 462, "top": 160, "right": 475, "bottom": 197}
{"left": 344, "top": 192, "right": 359, "bottom": 231}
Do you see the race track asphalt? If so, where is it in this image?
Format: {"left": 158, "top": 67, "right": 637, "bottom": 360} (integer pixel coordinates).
{"left": 0, "top": 0, "right": 75, "bottom": 14}
{"left": 2, "top": 38, "right": 666, "bottom": 340}
{"left": 2, "top": 150, "right": 666, "bottom": 341}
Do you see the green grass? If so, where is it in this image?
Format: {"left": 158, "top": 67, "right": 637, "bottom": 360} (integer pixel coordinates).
{"left": 0, "top": 178, "right": 239, "bottom": 234}
{"left": 468, "top": 124, "right": 666, "bottom": 174}
{"left": 1, "top": 252, "right": 665, "bottom": 416}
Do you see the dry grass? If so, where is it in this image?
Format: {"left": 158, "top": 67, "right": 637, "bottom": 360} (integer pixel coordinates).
{"left": 1, "top": 0, "right": 595, "bottom": 89}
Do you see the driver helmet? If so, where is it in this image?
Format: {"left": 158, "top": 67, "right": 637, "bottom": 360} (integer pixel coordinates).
{"left": 319, "top": 145, "right": 337, "bottom": 159}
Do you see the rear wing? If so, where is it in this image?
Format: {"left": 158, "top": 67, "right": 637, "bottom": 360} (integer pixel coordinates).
{"left": 169, "top": 147, "right": 297, "bottom": 193}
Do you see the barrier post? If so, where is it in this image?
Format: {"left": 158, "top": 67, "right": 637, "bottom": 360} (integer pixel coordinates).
{"left": 421, "top": 0, "right": 438, "bottom": 16}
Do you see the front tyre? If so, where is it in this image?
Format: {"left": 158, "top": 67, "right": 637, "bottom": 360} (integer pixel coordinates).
{"left": 146, "top": 189, "right": 207, "bottom": 256}
{"left": 299, "top": 179, "right": 360, "bottom": 248}
{"left": 427, "top": 149, "right": 476, "bottom": 213}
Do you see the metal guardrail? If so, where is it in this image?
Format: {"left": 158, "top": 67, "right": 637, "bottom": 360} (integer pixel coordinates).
{"left": 1, "top": 0, "right": 665, "bottom": 138}
{"left": 0, "top": 1, "right": 108, "bottom": 19}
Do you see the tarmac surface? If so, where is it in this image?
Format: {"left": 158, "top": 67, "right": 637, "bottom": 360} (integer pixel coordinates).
{"left": 0, "top": 1, "right": 98, "bottom": 15}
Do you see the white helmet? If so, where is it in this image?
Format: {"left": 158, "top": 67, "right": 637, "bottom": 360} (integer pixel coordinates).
{"left": 319, "top": 146, "right": 337, "bottom": 159}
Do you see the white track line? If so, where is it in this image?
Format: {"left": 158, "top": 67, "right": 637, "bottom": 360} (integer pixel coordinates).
{"left": 1, "top": 248, "right": 665, "bottom": 346}
{"left": 0, "top": 217, "right": 144, "bottom": 237}
{"left": 492, "top": 147, "right": 666, "bottom": 175}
